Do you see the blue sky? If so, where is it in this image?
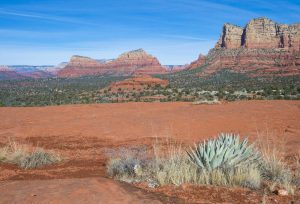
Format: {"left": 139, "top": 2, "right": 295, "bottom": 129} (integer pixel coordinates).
{"left": 0, "top": 0, "right": 300, "bottom": 65}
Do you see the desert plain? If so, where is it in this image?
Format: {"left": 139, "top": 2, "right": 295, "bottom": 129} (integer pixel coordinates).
{"left": 0, "top": 100, "right": 299, "bottom": 203}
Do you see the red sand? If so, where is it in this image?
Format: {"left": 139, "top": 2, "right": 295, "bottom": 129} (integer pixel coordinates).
{"left": 0, "top": 101, "right": 299, "bottom": 203}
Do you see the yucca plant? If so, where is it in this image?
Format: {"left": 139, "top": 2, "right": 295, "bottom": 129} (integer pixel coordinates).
{"left": 187, "top": 133, "right": 260, "bottom": 171}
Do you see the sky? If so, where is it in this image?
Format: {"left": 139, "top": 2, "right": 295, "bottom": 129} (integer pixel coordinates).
{"left": 0, "top": 0, "right": 300, "bottom": 65}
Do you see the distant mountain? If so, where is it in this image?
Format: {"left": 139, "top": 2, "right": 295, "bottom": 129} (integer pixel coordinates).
{"left": 8, "top": 65, "right": 55, "bottom": 78}
{"left": 43, "top": 63, "right": 67, "bottom": 75}
{"left": 163, "top": 65, "right": 188, "bottom": 72}
{"left": 58, "top": 49, "right": 167, "bottom": 77}
{"left": 0, "top": 66, "right": 27, "bottom": 80}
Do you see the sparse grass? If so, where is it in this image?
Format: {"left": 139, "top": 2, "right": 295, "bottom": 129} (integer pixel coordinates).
{"left": 106, "top": 132, "right": 299, "bottom": 195}
{"left": 19, "top": 148, "right": 61, "bottom": 169}
{"left": 192, "top": 99, "right": 221, "bottom": 105}
{"left": 256, "top": 130, "right": 296, "bottom": 194}
{"left": 106, "top": 135, "right": 261, "bottom": 189}
{"left": 294, "top": 155, "right": 300, "bottom": 187}
{"left": 153, "top": 142, "right": 261, "bottom": 189}
{"left": 0, "top": 140, "right": 61, "bottom": 169}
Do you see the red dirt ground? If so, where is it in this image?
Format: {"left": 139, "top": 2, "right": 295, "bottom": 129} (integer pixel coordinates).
{"left": 0, "top": 101, "right": 299, "bottom": 203}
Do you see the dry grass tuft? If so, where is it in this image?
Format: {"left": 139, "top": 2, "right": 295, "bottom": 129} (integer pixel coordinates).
{"left": 0, "top": 140, "right": 61, "bottom": 169}
{"left": 106, "top": 139, "right": 261, "bottom": 189}
{"left": 256, "top": 130, "right": 296, "bottom": 194}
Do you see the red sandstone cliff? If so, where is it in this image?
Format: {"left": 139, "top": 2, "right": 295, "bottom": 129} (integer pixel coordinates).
{"left": 189, "top": 17, "right": 300, "bottom": 76}
{"left": 58, "top": 49, "right": 166, "bottom": 77}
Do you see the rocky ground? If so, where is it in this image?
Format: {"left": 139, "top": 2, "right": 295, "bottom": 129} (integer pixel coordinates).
{"left": 0, "top": 101, "right": 299, "bottom": 203}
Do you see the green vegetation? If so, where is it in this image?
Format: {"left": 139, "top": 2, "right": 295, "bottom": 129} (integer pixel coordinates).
{"left": 187, "top": 133, "right": 260, "bottom": 171}
{"left": 0, "top": 76, "right": 128, "bottom": 106}
{"left": 0, "top": 67, "right": 300, "bottom": 107}
{"left": 106, "top": 133, "right": 299, "bottom": 193}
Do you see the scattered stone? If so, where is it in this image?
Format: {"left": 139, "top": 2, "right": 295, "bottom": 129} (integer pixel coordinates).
{"left": 147, "top": 179, "right": 159, "bottom": 188}
{"left": 274, "top": 189, "right": 289, "bottom": 196}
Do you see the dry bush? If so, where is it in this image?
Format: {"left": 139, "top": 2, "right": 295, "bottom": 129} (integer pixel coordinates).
{"left": 294, "top": 155, "right": 300, "bottom": 187}
{"left": 106, "top": 131, "right": 297, "bottom": 194}
{"left": 153, "top": 144, "right": 199, "bottom": 186}
{"left": 0, "top": 140, "right": 61, "bottom": 169}
{"left": 153, "top": 142, "right": 261, "bottom": 189}
{"left": 256, "top": 130, "right": 295, "bottom": 194}
{"left": 106, "top": 145, "right": 151, "bottom": 182}
{"left": 106, "top": 138, "right": 261, "bottom": 189}
{"left": 19, "top": 149, "right": 61, "bottom": 169}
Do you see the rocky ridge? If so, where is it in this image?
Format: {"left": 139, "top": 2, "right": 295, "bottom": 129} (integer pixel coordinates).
{"left": 189, "top": 17, "right": 300, "bottom": 76}
{"left": 104, "top": 75, "right": 169, "bottom": 93}
{"left": 0, "top": 66, "right": 25, "bottom": 80}
{"left": 58, "top": 49, "right": 166, "bottom": 77}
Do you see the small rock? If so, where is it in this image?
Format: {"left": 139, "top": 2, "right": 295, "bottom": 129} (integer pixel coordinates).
{"left": 147, "top": 179, "right": 159, "bottom": 188}
{"left": 274, "top": 189, "right": 288, "bottom": 196}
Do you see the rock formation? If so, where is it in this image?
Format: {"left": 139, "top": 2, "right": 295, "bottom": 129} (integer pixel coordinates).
{"left": 104, "top": 75, "right": 169, "bottom": 93}
{"left": 215, "top": 17, "right": 300, "bottom": 50}
{"left": 215, "top": 24, "right": 244, "bottom": 49}
{"left": 8, "top": 65, "right": 55, "bottom": 79}
{"left": 188, "top": 54, "right": 206, "bottom": 69}
{"left": 58, "top": 49, "right": 166, "bottom": 77}
{"left": 189, "top": 17, "right": 300, "bottom": 76}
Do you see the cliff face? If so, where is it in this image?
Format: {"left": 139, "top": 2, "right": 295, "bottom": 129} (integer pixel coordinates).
{"left": 190, "top": 17, "right": 300, "bottom": 77}
{"left": 216, "top": 17, "right": 300, "bottom": 50}
{"left": 215, "top": 24, "right": 244, "bottom": 49}
{"left": 58, "top": 49, "right": 166, "bottom": 77}
{"left": 188, "top": 54, "right": 206, "bottom": 69}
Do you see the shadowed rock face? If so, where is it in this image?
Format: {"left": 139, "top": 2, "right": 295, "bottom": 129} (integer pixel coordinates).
{"left": 189, "top": 17, "right": 300, "bottom": 77}
{"left": 58, "top": 49, "right": 166, "bottom": 78}
{"left": 215, "top": 24, "right": 244, "bottom": 49}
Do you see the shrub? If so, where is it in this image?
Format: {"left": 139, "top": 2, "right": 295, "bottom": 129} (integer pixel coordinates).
{"left": 105, "top": 146, "right": 150, "bottom": 182}
{"left": 187, "top": 133, "right": 260, "bottom": 171}
{"left": 154, "top": 145, "right": 199, "bottom": 186}
{"left": 106, "top": 136, "right": 262, "bottom": 189}
{"left": 294, "top": 156, "right": 300, "bottom": 187}
{"left": 0, "top": 141, "right": 61, "bottom": 169}
{"left": 256, "top": 131, "right": 295, "bottom": 194}
{"left": 19, "top": 149, "right": 61, "bottom": 169}
{"left": 107, "top": 157, "right": 141, "bottom": 179}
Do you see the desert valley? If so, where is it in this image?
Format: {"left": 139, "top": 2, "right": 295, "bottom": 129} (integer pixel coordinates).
{"left": 1, "top": 4, "right": 300, "bottom": 203}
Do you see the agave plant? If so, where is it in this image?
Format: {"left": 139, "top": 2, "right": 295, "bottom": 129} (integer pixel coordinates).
{"left": 187, "top": 133, "right": 260, "bottom": 171}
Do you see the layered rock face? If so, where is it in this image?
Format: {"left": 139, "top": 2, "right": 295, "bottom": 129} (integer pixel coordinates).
{"left": 104, "top": 75, "right": 169, "bottom": 93}
{"left": 58, "top": 49, "right": 166, "bottom": 77}
{"left": 216, "top": 18, "right": 300, "bottom": 50}
{"left": 57, "top": 56, "right": 104, "bottom": 77}
{"left": 188, "top": 54, "right": 206, "bottom": 69}
{"left": 215, "top": 24, "right": 244, "bottom": 49}
{"left": 190, "top": 17, "right": 300, "bottom": 76}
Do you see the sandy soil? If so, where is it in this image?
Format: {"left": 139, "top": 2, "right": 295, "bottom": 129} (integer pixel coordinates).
{"left": 0, "top": 101, "right": 299, "bottom": 203}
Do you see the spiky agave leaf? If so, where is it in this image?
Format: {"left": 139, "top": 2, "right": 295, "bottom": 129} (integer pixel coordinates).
{"left": 187, "top": 133, "right": 260, "bottom": 171}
